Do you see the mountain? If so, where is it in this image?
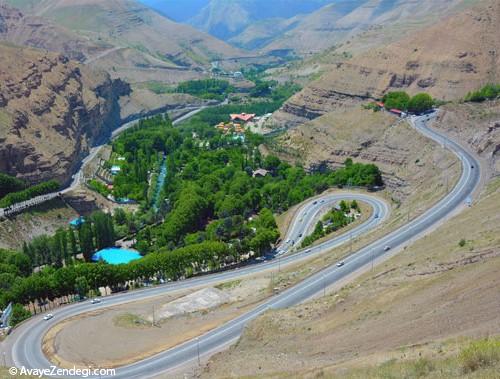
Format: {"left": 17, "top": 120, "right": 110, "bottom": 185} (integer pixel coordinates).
{"left": 140, "top": 0, "right": 337, "bottom": 49}
{"left": 0, "top": 42, "right": 128, "bottom": 184}
{"left": 0, "top": 4, "right": 112, "bottom": 62}
{"left": 139, "top": 0, "right": 469, "bottom": 55}
{"left": 4, "top": 0, "right": 244, "bottom": 84}
{"left": 274, "top": 0, "right": 499, "bottom": 126}
{"left": 262, "top": 0, "right": 469, "bottom": 55}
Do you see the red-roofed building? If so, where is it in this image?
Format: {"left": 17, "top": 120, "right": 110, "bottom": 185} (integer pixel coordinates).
{"left": 390, "top": 109, "right": 407, "bottom": 117}
{"left": 376, "top": 102, "right": 385, "bottom": 108}
{"left": 230, "top": 113, "right": 256, "bottom": 123}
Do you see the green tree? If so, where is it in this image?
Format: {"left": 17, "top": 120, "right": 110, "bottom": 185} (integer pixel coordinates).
{"left": 74, "top": 276, "right": 89, "bottom": 299}
{"left": 79, "top": 223, "right": 95, "bottom": 262}
{"left": 383, "top": 91, "right": 410, "bottom": 111}
{"left": 10, "top": 303, "right": 31, "bottom": 326}
{"left": 408, "top": 93, "right": 434, "bottom": 113}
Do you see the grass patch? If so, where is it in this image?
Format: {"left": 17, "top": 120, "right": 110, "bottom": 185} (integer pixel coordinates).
{"left": 459, "top": 338, "right": 500, "bottom": 374}
{"left": 215, "top": 279, "right": 242, "bottom": 291}
{"left": 113, "top": 313, "right": 151, "bottom": 329}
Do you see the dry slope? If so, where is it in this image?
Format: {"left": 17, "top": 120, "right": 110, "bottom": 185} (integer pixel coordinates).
{"left": 274, "top": 0, "right": 499, "bottom": 127}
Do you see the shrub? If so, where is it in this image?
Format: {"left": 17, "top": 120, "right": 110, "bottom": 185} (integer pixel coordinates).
{"left": 458, "top": 238, "right": 466, "bottom": 247}
{"left": 0, "top": 180, "right": 59, "bottom": 208}
{"left": 10, "top": 303, "right": 31, "bottom": 326}
{"left": 459, "top": 338, "right": 500, "bottom": 373}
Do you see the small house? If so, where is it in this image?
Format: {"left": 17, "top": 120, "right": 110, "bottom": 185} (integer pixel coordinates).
{"left": 110, "top": 165, "right": 121, "bottom": 175}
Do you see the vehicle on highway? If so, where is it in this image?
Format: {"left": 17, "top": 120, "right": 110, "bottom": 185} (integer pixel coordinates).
{"left": 384, "top": 245, "right": 391, "bottom": 251}
{"left": 336, "top": 261, "right": 345, "bottom": 267}
{"left": 374, "top": 213, "right": 379, "bottom": 218}
{"left": 286, "top": 239, "right": 291, "bottom": 244}
{"left": 43, "top": 314, "right": 54, "bottom": 321}
{"left": 90, "top": 298, "right": 101, "bottom": 304}
{"left": 298, "top": 233, "right": 303, "bottom": 238}
{"left": 305, "top": 249, "right": 311, "bottom": 253}
{"left": 313, "top": 201, "right": 318, "bottom": 205}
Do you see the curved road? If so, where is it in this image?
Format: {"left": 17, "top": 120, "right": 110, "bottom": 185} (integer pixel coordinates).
{"left": 8, "top": 112, "right": 480, "bottom": 378}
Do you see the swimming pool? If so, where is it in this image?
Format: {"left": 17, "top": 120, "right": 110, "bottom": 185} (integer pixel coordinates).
{"left": 92, "top": 247, "right": 142, "bottom": 265}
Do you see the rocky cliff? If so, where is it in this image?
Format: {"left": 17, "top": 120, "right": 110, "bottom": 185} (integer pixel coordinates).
{"left": 0, "top": 43, "right": 129, "bottom": 185}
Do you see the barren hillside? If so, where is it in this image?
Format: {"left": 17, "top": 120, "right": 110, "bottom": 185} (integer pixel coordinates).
{"left": 0, "top": 4, "right": 111, "bottom": 62}
{"left": 5, "top": 0, "right": 244, "bottom": 84}
{"left": 263, "top": 0, "right": 470, "bottom": 55}
{"left": 274, "top": 0, "right": 499, "bottom": 127}
{"left": 0, "top": 43, "right": 128, "bottom": 184}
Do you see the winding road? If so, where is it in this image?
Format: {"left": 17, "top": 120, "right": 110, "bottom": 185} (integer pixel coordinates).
{"left": 5, "top": 112, "right": 481, "bottom": 378}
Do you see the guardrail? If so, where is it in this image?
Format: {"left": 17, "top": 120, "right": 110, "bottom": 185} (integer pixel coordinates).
{"left": 0, "top": 192, "right": 61, "bottom": 219}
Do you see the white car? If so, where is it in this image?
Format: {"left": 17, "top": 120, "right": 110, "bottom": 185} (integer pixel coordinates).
{"left": 90, "top": 298, "right": 101, "bottom": 304}
{"left": 43, "top": 314, "right": 54, "bottom": 321}
{"left": 384, "top": 245, "right": 391, "bottom": 251}
{"left": 336, "top": 261, "right": 345, "bottom": 267}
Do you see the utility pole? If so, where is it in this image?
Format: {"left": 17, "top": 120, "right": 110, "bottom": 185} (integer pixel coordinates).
{"left": 152, "top": 305, "right": 155, "bottom": 327}
{"left": 197, "top": 337, "right": 201, "bottom": 366}
{"left": 323, "top": 275, "right": 326, "bottom": 297}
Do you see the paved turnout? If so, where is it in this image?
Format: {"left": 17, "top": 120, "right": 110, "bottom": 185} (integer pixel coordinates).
{"left": 7, "top": 112, "right": 480, "bottom": 378}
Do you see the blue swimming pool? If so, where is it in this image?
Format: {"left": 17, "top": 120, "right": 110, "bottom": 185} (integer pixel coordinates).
{"left": 92, "top": 247, "right": 142, "bottom": 265}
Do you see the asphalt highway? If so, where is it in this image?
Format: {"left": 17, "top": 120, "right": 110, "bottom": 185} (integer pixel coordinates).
{"left": 7, "top": 112, "right": 480, "bottom": 378}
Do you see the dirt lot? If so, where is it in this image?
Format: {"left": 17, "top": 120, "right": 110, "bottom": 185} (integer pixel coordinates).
{"left": 43, "top": 277, "right": 271, "bottom": 369}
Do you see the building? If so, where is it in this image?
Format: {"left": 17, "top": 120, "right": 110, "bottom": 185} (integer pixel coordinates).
{"left": 389, "top": 109, "right": 407, "bottom": 117}
{"left": 230, "top": 113, "right": 256, "bottom": 123}
{"left": 110, "top": 165, "right": 121, "bottom": 175}
{"left": 252, "top": 168, "right": 270, "bottom": 178}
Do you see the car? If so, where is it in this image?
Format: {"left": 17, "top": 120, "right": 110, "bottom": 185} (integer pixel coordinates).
{"left": 313, "top": 201, "right": 318, "bottom": 205}
{"left": 471, "top": 165, "right": 475, "bottom": 169}
{"left": 90, "top": 298, "right": 101, "bottom": 304}
{"left": 305, "top": 249, "right": 311, "bottom": 253}
{"left": 374, "top": 214, "right": 379, "bottom": 219}
{"left": 43, "top": 314, "right": 54, "bottom": 321}
{"left": 320, "top": 199, "right": 325, "bottom": 203}
{"left": 336, "top": 261, "right": 345, "bottom": 267}
{"left": 384, "top": 245, "right": 391, "bottom": 251}
{"left": 286, "top": 239, "right": 291, "bottom": 244}
{"left": 298, "top": 233, "right": 303, "bottom": 238}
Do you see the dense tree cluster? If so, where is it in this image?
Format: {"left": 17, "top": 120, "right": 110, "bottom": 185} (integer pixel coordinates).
{"left": 0, "top": 180, "right": 59, "bottom": 208}
{"left": 464, "top": 84, "right": 500, "bottom": 102}
{"left": 301, "top": 200, "right": 358, "bottom": 248}
{"left": 382, "top": 91, "right": 435, "bottom": 114}
{"left": 0, "top": 241, "right": 233, "bottom": 312}
{"left": 21, "top": 211, "right": 115, "bottom": 268}
{"left": 176, "top": 79, "right": 234, "bottom": 101}
{"left": 0, "top": 173, "right": 26, "bottom": 199}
